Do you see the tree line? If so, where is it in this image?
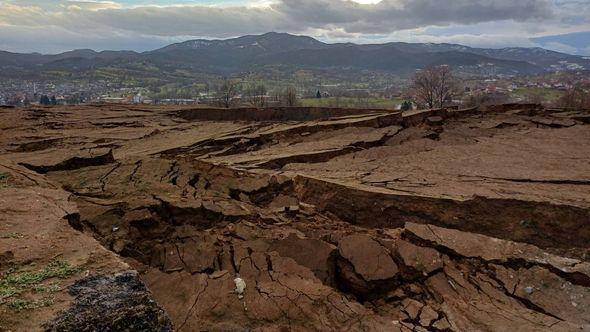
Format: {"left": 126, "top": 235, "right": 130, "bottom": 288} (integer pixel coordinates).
{"left": 214, "top": 78, "right": 299, "bottom": 108}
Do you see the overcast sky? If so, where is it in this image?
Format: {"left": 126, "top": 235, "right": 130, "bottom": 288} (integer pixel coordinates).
{"left": 0, "top": 0, "right": 588, "bottom": 54}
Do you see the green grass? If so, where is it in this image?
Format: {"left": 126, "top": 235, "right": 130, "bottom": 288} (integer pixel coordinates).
{"left": 32, "top": 281, "right": 62, "bottom": 293}
{"left": 0, "top": 260, "right": 80, "bottom": 311}
{"left": 512, "top": 87, "right": 564, "bottom": 101}
{"left": 0, "top": 232, "right": 24, "bottom": 239}
{"left": 6, "top": 297, "right": 55, "bottom": 312}
{"left": 300, "top": 96, "right": 402, "bottom": 109}
{"left": 0, "top": 172, "right": 9, "bottom": 188}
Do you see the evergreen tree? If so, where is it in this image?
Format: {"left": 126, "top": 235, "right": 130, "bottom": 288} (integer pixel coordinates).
{"left": 316, "top": 90, "right": 322, "bottom": 99}
{"left": 400, "top": 100, "right": 412, "bottom": 111}
{"left": 39, "top": 95, "right": 50, "bottom": 105}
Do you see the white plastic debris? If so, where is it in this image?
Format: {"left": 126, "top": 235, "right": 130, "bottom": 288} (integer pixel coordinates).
{"left": 524, "top": 286, "right": 534, "bottom": 295}
{"left": 234, "top": 276, "right": 246, "bottom": 299}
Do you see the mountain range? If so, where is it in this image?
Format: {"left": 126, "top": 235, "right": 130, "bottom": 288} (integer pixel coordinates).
{"left": 1, "top": 32, "right": 589, "bottom": 79}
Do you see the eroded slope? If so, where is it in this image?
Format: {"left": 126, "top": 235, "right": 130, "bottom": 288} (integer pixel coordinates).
{"left": 1, "top": 104, "right": 589, "bottom": 331}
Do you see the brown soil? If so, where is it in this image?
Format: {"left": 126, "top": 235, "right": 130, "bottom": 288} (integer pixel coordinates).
{"left": 1, "top": 104, "right": 589, "bottom": 331}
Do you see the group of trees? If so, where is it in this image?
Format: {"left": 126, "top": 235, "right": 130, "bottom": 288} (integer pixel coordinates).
{"left": 464, "top": 92, "right": 508, "bottom": 108}
{"left": 556, "top": 84, "right": 590, "bottom": 109}
{"left": 214, "top": 78, "right": 299, "bottom": 108}
{"left": 409, "top": 66, "right": 590, "bottom": 111}
{"left": 151, "top": 84, "right": 202, "bottom": 100}
{"left": 143, "top": 66, "right": 457, "bottom": 110}
{"left": 39, "top": 95, "right": 57, "bottom": 105}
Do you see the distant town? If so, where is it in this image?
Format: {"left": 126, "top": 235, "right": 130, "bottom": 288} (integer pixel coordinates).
{"left": 1, "top": 69, "right": 588, "bottom": 110}
{"left": 1, "top": 34, "right": 589, "bottom": 110}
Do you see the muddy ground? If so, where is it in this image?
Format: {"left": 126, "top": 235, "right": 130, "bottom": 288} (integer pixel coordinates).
{"left": 0, "top": 104, "right": 589, "bottom": 331}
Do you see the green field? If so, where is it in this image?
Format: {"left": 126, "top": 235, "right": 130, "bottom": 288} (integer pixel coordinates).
{"left": 300, "top": 97, "right": 402, "bottom": 109}
{"left": 511, "top": 87, "right": 564, "bottom": 102}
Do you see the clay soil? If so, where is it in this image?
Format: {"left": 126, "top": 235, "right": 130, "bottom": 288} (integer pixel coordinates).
{"left": 1, "top": 104, "right": 589, "bottom": 331}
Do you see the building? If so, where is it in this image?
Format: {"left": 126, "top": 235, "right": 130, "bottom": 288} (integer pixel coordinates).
{"left": 133, "top": 92, "right": 144, "bottom": 104}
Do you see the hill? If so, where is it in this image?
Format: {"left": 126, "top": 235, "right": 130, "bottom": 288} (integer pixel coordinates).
{"left": 1, "top": 32, "right": 589, "bottom": 80}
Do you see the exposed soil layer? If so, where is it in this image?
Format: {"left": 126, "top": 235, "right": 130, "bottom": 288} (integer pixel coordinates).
{"left": 1, "top": 104, "right": 590, "bottom": 331}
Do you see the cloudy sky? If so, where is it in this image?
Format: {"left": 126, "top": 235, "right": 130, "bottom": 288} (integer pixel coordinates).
{"left": 0, "top": 0, "right": 589, "bottom": 54}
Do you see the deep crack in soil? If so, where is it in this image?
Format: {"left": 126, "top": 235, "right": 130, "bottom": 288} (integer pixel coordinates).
{"left": 1, "top": 104, "right": 590, "bottom": 331}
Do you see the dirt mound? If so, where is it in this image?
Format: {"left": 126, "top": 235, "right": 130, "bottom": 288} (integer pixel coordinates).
{"left": 1, "top": 104, "right": 589, "bottom": 330}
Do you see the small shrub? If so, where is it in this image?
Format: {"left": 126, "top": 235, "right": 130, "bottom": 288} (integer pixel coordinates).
{"left": 400, "top": 100, "right": 413, "bottom": 111}
{"left": 0, "top": 172, "right": 9, "bottom": 188}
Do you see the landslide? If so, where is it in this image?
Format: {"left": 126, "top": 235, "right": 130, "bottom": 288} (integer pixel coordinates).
{"left": 2, "top": 104, "right": 590, "bottom": 331}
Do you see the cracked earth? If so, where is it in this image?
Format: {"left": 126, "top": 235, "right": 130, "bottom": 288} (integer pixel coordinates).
{"left": 1, "top": 104, "right": 589, "bottom": 331}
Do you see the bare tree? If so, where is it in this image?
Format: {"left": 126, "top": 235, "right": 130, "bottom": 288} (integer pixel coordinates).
{"left": 557, "top": 84, "right": 590, "bottom": 109}
{"left": 217, "top": 78, "right": 238, "bottom": 108}
{"left": 411, "top": 65, "right": 457, "bottom": 109}
{"left": 283, "top": 86, "right": 298, "bottom": 106}
{"left": 245, "top": 83, "right": 267, "bottom": 108}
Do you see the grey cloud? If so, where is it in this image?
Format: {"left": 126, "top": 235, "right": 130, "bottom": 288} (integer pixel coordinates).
{"left": 86, "top": 5, "right": 291, "bottom": 36}
{"left": 0, "top": 0, "right": 585, "bottom": 53}
{"left": 1, "top": 0, "right": 555, "bottom": 37}
{"left": 273, "top": 0, "right": 553, "bottom": 33}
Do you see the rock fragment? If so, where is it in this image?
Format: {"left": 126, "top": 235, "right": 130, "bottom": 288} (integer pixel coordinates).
{"left": 395, "top": 239, "right": 443, "bottom": 277}
{"left": 269, "top": 233, "right": 337, "bottom": 284}
{"left": 401, "top": 298, "right": 423, "bottom": 320}
{"left": 234, "top": 276, "right": 246, "bottom": 299}
{"left": 418, "top": 305, "right": 438, "bottom": 327}
{"left": 338, "top": 234, "right": 399, "bottom": 282}
{"left": 426, "top": 116, "right": 444, "bottom": 126}
{"left": 337, "top": 234, "right": 399, "bottom": 297}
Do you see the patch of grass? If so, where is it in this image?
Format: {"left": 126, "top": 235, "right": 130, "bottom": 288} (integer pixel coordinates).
{"left": 6, "top": 298, "right": 29, "bottom": 311}
{"left": 0, "top": 260, "right": 79, "bottom": 310}
{"left": 33, "top": 281, "right": 62, "bottom": 293}
{"left": 0, "top": 284, "right": 20, "bottom": 299}
{"left": 2, "top": 260, "right": 79, "bottom": 289}
{"left": 511, "top": 87, "right": 564, "bottom": 102}
{"left": 6, "top": 297, "right": 55, "bottom": 312}
{"left": 0, "top": 172, "right": 9, "bottom": 188}
{"left": 0, "top": 232, "right": 24, "bottom": 239}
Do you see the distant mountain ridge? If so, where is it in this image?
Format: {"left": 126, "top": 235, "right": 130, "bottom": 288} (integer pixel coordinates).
{"left": 1, "top": 32, "right": 589, "bottom": 77}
